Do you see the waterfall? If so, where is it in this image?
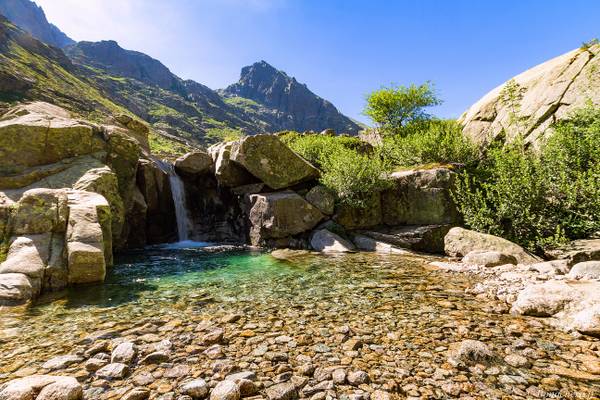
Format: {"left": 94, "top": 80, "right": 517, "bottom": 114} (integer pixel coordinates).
{"left": 154, "top": 159, "right": 191, "bottom": 242}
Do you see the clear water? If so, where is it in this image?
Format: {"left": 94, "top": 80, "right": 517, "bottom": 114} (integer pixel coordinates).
{"left": 1, "top": 248, "right": 599, "bottom": 398}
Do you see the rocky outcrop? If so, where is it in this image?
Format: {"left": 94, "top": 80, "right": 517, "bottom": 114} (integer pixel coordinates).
{"left": 444, "top": 227, "right": 540, "bottom": 264}
{"left": 230, "top": 135, "right": 319, "bottom": 190}
{"left": 209, "top": 142, "right": 257, "bottom": 188}
{"left": 545, "top": 239, "right": 600, "bottom": 266}
{"left": 0, "top": 188, "right": 112, "bottom": 305}
{"left": 245, "top": 191, "right": 323, "bottom": 247}
{"left": 460, "top": 43, "right": 600, "bottom": 146}
{"left": 174, "top": 151, "right": 213, "bottom": 176}
{"left": 381, "top": 168, "right": 460, "bottom": 226}
{"left": 221, "top": 61, "right": 362, "bottom": 135}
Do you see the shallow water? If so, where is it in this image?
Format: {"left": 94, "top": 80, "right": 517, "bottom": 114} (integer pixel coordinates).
{"left": 1, "top": 247, "right": 599, "bottom": 399}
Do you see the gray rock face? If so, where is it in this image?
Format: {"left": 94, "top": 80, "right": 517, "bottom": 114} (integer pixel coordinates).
{"left": 0, "top": 375, "right": 82, "bottom": 400}
{"left": 333, "top": 193, "right": 382, "bottom": 230}
{"left": 305, "top": 186, "right": 335, "bottom": 215}
{"left": 209, "top": 142, "right": 256, "bottom": 188}
{"left": 357, "top": 225, "right": 451, "bottom": 254}
{"left": 310, "top": 229, "right": 355, "bottom": 253}
{"left": 444, "top": 227, "right": 539, "bottom": 265}
{"left": 568, "top": 261, "right": 600, "bottom": 280}
{"left": 174, "top": 151, "right": 213, "bottom": 176}
{"left": 221, "top": 61, "right": 361, "bottom": 135}
{"left": 381, "top": 168, "right": 460, "bottom": 226}
{"left": 462, "top": 250, "right": 518, "bottom": 267}
{"left": 246, "top": 191, "right": 323, "bottom": 246}
{"left": 230, "top": 135, "right": 319, "bottom": 190}
{"left": 460, "top": 44, "right": 600, "bottom": 146}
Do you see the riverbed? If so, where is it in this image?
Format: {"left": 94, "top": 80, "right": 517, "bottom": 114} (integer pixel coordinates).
{"left": 1, "top": 246, "right": 599, "bottom": 399}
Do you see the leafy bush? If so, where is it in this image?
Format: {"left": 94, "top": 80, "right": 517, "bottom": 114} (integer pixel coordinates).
{"left": 453, "top": 106, "right": 600, "bottom": 252}
{"left": 282, "top": 132, "right": 390, "bottom": 207}
{"left": 381, "top": 119, "right": 479, "bottom": 168}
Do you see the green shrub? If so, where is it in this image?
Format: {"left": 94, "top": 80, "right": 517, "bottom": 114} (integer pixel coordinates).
{"left": 381, "top": 119, "right": 479, "bottom": 168}
{"left": 320, "top": 147, "right": 392, "bottom": 208}
{"left": 453, "top": 106, "right": 600, "bottom": 252}
{"left": 282, "top": 132, "right": 390, "bottom": 207}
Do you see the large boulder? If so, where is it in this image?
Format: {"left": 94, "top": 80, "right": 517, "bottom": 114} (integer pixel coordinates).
{"left": 65, "top": 191, "right": 111, "bottom": 283}
{"left": 230, "top": 135, "right": 319, "bottom": 190}
{"left": 305, "top": 185, "right": 335, "bottom": 215}
{"left": 511, "top": 280, "right": 583, "bottom": 317}
{"left": 333, "top": 193, "right": 382, "bottom": 230}
{"left": 11, "top": 189, "right": 68, "bottom": 235}
{"left": 209, "top": 142, "right": 256, "bottom": 188}
{"left": 0, "top": 102, "right": 105, "bottom": 174}
{"left": 310, "top": 229, "right": 355, "bottom": 253}
{"left": 136, "top": 159, "right": 177, "bottom": 244}
{"left": 174, "top": 150, "right": 213, "bottom": 175}
{"left": 444, "top": 227, "right": 539, "bottom": 265}
{"left": 381, "top": 168, "right": 460, "bottom": 226}
{"left": 357, "top": 225, "right": 451, "bottom": 254}
{"left": 568, "top": 261, "right": 600, "bottom": 280}
{"left": 460, "top": 44, "right": 600, "bottom": 146}
{"left": 246, "top": 191, "right": 323, "bottom": 246}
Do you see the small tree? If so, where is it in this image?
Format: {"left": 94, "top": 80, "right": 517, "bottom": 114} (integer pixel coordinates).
{"left": 364, "top": 82, "right": 441, "bottom": 136}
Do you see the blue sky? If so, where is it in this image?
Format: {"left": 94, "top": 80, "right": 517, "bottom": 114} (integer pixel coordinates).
{"left": 35, "top": 0, "right": 599, "bottom": 124}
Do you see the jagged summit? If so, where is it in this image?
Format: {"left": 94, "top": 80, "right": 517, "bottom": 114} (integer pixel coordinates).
{"left": 0, "top": 0, "right": 73, "bottom": 48}
{"left": 222, "top": 60, "right": 362, "bottom": 134}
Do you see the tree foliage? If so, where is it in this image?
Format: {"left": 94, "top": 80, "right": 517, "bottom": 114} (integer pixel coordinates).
{"left": 363, "top": 82, "right": 441, "bottom": 136}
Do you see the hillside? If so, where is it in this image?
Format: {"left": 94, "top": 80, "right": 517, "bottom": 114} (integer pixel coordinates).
{"left": 0, "top": 0, "right": 362, "bottom": 145}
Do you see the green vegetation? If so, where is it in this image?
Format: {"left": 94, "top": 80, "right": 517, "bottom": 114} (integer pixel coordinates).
{"left": 453, "top": 106, "right": 600, "bottom": 252}
{"left": 363, "top": 82, "right": 441, "bottom": 136}
{"left": 148, "top": 131, "right": 192, "bottom": 157}
{"left": 205, "top": 127, "right": 245, "bottom": 143}
{"left": 380, "top": 119, "right": 479, "bottom": 168}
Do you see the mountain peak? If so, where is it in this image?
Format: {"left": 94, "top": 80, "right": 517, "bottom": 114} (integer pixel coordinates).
{"left": 222, "top": 62, "right": 361, "bottom": 134}
{"left": 0, "top": 0, "right": 74, "bottom": 48}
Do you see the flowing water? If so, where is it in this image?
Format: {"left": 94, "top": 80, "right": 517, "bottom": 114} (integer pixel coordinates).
{"left": 154, "top": 159, "right": 191, "bottom": 241}
{"left": 0, "top": 247, "right": 599, "bottom": 399}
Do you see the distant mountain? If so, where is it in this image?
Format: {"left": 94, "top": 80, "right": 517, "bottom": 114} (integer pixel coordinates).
{"left": 0, "top": 0, "right": 73, "bottom": 48}
{"left": 221, "top": 61, "right": 361, "bottom": 134}
{"left": 0, "top": 0, "right": 362, "bottom": 144}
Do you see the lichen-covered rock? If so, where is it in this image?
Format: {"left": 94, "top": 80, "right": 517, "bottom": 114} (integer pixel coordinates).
{"left": 74, "top": 166, "right": 124, "bottom": 249}
{"left": 65, "top": 191, "right": 111, "bottom": 283}
{"left": 333, "top": 193, "right": 382, "bottom": 230}
{"left": 209, "top": 142, "right": 256, "bottom": 188}
{"left": 460, "top": 44, "right": 600, "bottom": 146}
{"left": 0, "top": 102, "right": 104, "bottom": 173}
{"left": 462, "top": 250, "right": 517, "bottom": 267}
{"left": 310, "top": 229, "right": 355, "bottom": 253}
{"left": 444, "top": 227, "right": 539, "bottom": 265}
{"left": 11, "top": 189, "right": 68, "bottom": 235}
{"left": 246, "top": 191, "right": 323, "bottom": 246}
{"left": 305, "top": 185, "right": 335, "bottom": 215}
{"left": 0, "top": 374, "right": 82, "bottom": 400}
{"left": 381, "top": 168, "right": 460, "bottom": 225}
{"left": 568, "top": 261, "right": 600, "bottom": 280}
{"left": 230, "top": 135, "right": 319, "bottom": 190}
{"left": 175, "top": 151, "right": 213, "bottom": 175}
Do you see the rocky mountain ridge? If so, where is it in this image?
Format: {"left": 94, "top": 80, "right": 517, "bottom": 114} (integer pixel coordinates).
{"left": 0, "top": 0, "right": 362, "bottom": 144}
